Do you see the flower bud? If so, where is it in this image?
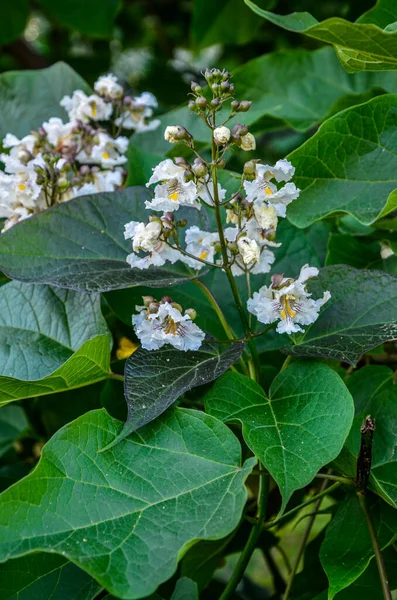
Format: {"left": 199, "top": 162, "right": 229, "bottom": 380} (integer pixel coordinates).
{"left": 271, "top": 274, "right": 285, "bottom": 289}
{"left": 148, "top": 301, "right": 160, "bottom": 313}
{"left": 213, "top": 126, "right": 231, "bottom": 146}
{"left": 239, "top": 100, "right": 252, "bottom": 112}
{"left": 210, "top": 98, "right": 221, "bottom": 108}
{"left": 164, "top": 125, "right": 191, "bottom": 144}
{"left": 192, "top": 158, "right": 208, "bottom": 178}
{"left": 171, "top": 302, "right": 183, "bottom": 313}
{"left": 161, "top": 296, "right": 173, "bottom": 304}
{"left": 239, "top": 132, "right": 256, "bottom": 151}
{"left": 163, "top": 211, "right": 174, "bottom": 221}
{"left": 231, "top": 123, "right": 249, "bottom": 138}
{"left": 91, "top": 166, "right": 100, "bottom": 173}
{"left": 174, "top": 156, "right": 189, "bottom": 167}
{"left": 216, "top": 158, "right": 226, "bottom": 169}
{"left": 57, "top": 177, "right": 69, "bottom": 189}
{"left": 80, "top": 165, "right": 90, "bottom": 176}
{"left": 184, "top": 169, "right": 194, "bottom": 182}
{"left": 185, "top": 308, "right": 197, "bottom": 320}
{"left": 160, "top": 214, "right": 173, "bottom": 230}
{"left": 211, "top": 83, "right": 220, "bottom": 94}
{"left": 243, "top": 160, "right": 257, "bottom": 178}
{"left": 190, "top": 81, "right": 202, "bottom": 94}
{"left": 227, "top": 241, "right": 239, "bottom": 255}
{"left": 231, "top": 100, "right": 240, "bottom": 112}
{"left": 188, "top": 100, "right": 197, "bottom": 111}
{"left": 17, "top": 149, "right": 32, "bottom": 164}
{"left": 220, "top": 81, "right": 230, "bottom": 92}
{"left": 176, "top": 218, "right": 187, "bottom": 227}
{"left": 195, "top": 96, "right": 208, "bottom": 109}
{"left": 142, "top": 295, "right": 155, "bottom": 307}
{"left": 123, "top": 96, "right": 133, "bottom": 106}
{"left": 229, "top": 83, "right": 235, "bottom": 94}
{"left": 213, "top": 241, "right": 222, "bottom": 253}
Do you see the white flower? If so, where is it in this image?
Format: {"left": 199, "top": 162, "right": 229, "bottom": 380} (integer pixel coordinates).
{"left": 240, "top": 132, "right": 256, "bottom": 151}
{"left": 197, "top": 179, "right": 226, "bottom": 205}
{"left": 78, "top": 132, "right": 128, "bottom": 167}
{"left": 247, "top": 264, "right": 331, "bottom": 335}
{"left": 133, "top": 302, "right": 205, "bottom": 351}
{"left": 3, "top": 132, "right": 36, "bottom": 157}
{"left": 253, "top": 203, "right": 278, "bottom": 230}
{"left": 115, "top": 92, "right": 160, "bottom": 132}
{"left": 214, "top": 126, "right": 231, "bottom": 145}
{"left": 260, "top": 159, "right": 295, "bottom": 183}
{"left": 41, "top": 118, "right": 75, "bottom": 147}
{"left": 244, "top": 218, "right": 280, "bottom": 248}
{"left": 164, "top": 125, "right": 188, "bottom": 143}
{"left": 237, "top": 236, "right": 260, "bottom": 266}
{"left": 124, "top": 219, "right": 180, "bottom": 269}
{"left": 94, "top": 74, "right": 124, "bottom": 99}
{"left": 145, "top": 159, "right": 199, "bottom": 211}
{"left": 60, "top": 90, "right": 113, "bottom": 122}
{"left": 183, "top": 226, "right": 219, "bottom": 269}
{"left": 244, "top": 159, "right": 300, "bottom": 218}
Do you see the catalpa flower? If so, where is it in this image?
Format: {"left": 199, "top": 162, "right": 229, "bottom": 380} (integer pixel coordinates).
{"left": 224, "top": 221, "right": 277, "bottom": 276}
{"left": 78, "top": 132, "right": 128, "bottom": 168}
{"left": 60, "top": 90, "right": 113, "bottom": 122}
{"left": 115, "top": 92, "right": 160, "bottom": 132}
{"left": 183, "top": 226, "right": 220, "bottom": 270}
{"left": 247, "top": 264, "right": 331, "bottom": 334}
{"left": 94, "top": 74, "right": 124, "bottom": 99}
{"left": 133, "top": 298, "right": 205, "bottom": 351}
{"left": 244, "top": 159, "right": 300, "bottom": 218}
{"left": 124, "top": 218, "right": 180, "bottom": 269}
{"left": 145, "top": 159, "right": 199, "bottom": 211}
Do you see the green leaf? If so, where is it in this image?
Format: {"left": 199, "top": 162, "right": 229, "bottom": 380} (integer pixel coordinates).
{"left": 205, "top": 363, "right": 354, "bottom": 511}
{"left": 0, "top": 0, "right": 29, "bottom": 46}
{"left": 0, "top": 281, "right": 108, "bottom": 381}
{"left": 0, "top": 406, "right": 28, "bottom": 457}
{"left": 244, "top": 0, "right": 397, "bottom": 72}
{"left": 0, "top": 553, "right": 101, "bottom": 600}
{"left": 0, "top": 189, "right": 207, "bottom": 293}
{"left": 287, "top": 94, "right": 397, "bottom": 228}
{"left": 104, "top": 341, "right": 245, "bottom": 449}
{"left": 282, "top": 265, "right": 397, "bottom": 366}
{"left": 0, "top": 62, "right": 91, "bottom": 139}
{"left": 130, "top": 47, "right": 397, "bottom": 167}
{"left": 320, "top": 493, "right": 397, "bottom": 598}
{"left": 170, "top": 578, "right": 198, "bottom": 600}
{"left": 36, "top": 0, "right": 121, "bottom": 38}
{"left": 0, "top": 408, "right": 256, "bottom": 599}
{"left": 326, "top": 234, "right": 381, "bottom": 268}
{"left": 180, "top": 537, "right": 232, "bottom": 591}
{"left": 0, "top": 336, "right": 110, "bottom": 406}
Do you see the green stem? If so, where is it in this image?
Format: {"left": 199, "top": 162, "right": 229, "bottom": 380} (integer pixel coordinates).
{"left": 315, "top": 473, "right": 355, "bottom": 486}
{"left": 219, "top": 471, "right": 270, "bottom": 600}
{"left": 109, "top": 373, "right": 125, "bottom": 382}
{"left": 358, "top": 493, "right": 392, "bottom": 600}
{"left": 283, "top": 479, "right": 328, "bottom": 600}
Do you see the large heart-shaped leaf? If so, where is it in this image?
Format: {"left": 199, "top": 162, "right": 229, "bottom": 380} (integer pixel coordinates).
{"left": 0, "top": 281, "right": 108, "bottom": 381}
{"left": 283, "top": 265, "right": 397, "bottom": 365}
{"left": 205, "top": 363, "right": 354, "bottom": 511}
{"left": 0, "top": 408, "right": 255, "bottom": 600}
{"left": 0, "top": 336, "right": 110, "bottom": 406}
{"left": 287, "top": 94, "right": 397, "bottom": 228}
{"left": 104, "top": 341, "right": 245, "bottom": 449}
{"left": 320, "top": 493, "right": 397, "bottom": 598}
{"left": 0, "top": 62, "right": 91, "bottom": 139}
{"left": 0, "top": 553, "right": 101, "bottom": 600}
{"left": 244, "top": 0, "right": 397, "bottom": 72}
{"left": 0, "top": 188, "right": 207, "bottom": 293}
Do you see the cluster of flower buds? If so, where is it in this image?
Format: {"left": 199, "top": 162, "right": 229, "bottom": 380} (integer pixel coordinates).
{"left": 0, "top": 73, "right": 159, "bottom": 231}
{"left": 133, "top": 295, "right": 205, "bottom": 351}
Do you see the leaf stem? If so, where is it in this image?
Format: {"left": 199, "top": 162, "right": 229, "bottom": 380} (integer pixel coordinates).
{"left": 110, "top": 373, "right": 125, "bottom": 382}
{"left": 283, "top": 479, "right": 328, "bottom": 600}
{"left": 219, "top": 470, "right": 270, "bottom": 600}
{"left": 315, "top": 473, "right": 355, "bottom": 486}
{"left": 357, "top": 492, "right": 392, "bottom": 600}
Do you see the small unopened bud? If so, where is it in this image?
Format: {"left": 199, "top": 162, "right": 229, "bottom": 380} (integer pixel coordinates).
{"left": 190, "top": 81, "right": 202, "bottom": 94}
{"left": 231, "top": 100, "right": 240, "bottom": 112}
{"left": 239, "top": 132, "right": 256, "bottom": 151}
{"left": 213, "top": 241, "right": 222, "bottom": 253}
{"left": 80, "top": 165, "right": 90, "bottom": 176}
{"left": 176, "top": 218, "right": 187, "bottom": 227}
{"left": 164, "top": 125, "right": 191, "bottom": 144}
{"left": 271, "top": 274, "right": 285, "bottom": 289}
{"left": 210, "top": 98, "right": 220, "bottom": 108}
{"left": 229, "top": 83, "right": 235, "bottom": 94}
{"left": 91, "top": 166, "right": 100, "bottom": 173}
{"left": 211, "top": 82, "right": 220, "bottom": 94}
{"left": 160, "top": 214, "right": 173, "bottom": 229}
{"left": 17, "top": 149, "right": 32, "bottom": 164}
{"left": 266, "top": 228, "right": 277, "bottom": 241}
{"left": 239, "top": 100, "right": 252, "bottom": 112}
{"left": 188, "top": 100, "right": 197, "bottom": 111}
{"left": 216, "top": 158, "right": 226, "bottom": 169}
{"left": 184, "top": 169, "right": 194, "bottom": 182}
{"left": 231, "top": 123, "right": 249, "bottom": 138}
{"left": 161, "top": 296, "right": 173, "bottom": 304}
{"left": 227, "top": 241, "right": 239, "bottom": 255}
{"left": 243, "top": 160, "right": 257, "bottom": 177}
{"left": 213, "top": 126, "right": 231, "bottom": 146}
{"left": 57, "top": 177, "right": 68, "bottom": 189}
{"left": 123, "top": 96, "right": 133, "bottom": 106}
{"left": 36, "top": 173, "right": 45, "bottom": 185}
{"left": 142, "top": 295, "right": 155, "bottom": 307}
{"left": 185, "top": 308, "right": 197, "bottom": 320}
{"left": 163, "top": 211, "right": 174, "bottom": 221}
{"left": 171, "top": 302, "right": 183, "bottom": 313}
{"left": 148, "top": 301, "right": 160, "bottom": 313}
{"left": 174, "top": 156, "right": 189, "bottom": 167}
{"left": 195, "top": 96, "right": 208, "bottom": 109}
{"left": 220, "top": 81, "right": 230, "bottom": 92}
{"left": 192, "top": 158, "right": 208, "bottom": 178}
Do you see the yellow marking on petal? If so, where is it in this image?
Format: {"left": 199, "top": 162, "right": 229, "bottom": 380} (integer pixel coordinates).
{"left": 17, "top": 184, "right": 26, "bottom": 191}
{"left": 265, "top": 188, "right": 273, "bottom": 195}
{"left": 91, "top": 102, "right": 97, "bottom": 117}
{"left": 280, "top": 296, "right": 296, "bottom": 320}
{"left": 199, "top": 251, "right": 208, "bottom": 260}
{"left": 165, "top": 319, "right": 178, "bottom": 335}
{"left": 116, "top": 337, "right": 139, "bottom": 360}
{"left": 169, "top": 192, "right": 179, "bottom": 201}
{"left": 102, "top": 152, "right": 110, "bottom": 160}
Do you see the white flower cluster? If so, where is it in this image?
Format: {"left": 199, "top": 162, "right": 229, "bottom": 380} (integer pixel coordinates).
{"left": 0, "top": 73, "right": 159, "bottom": 231}
{"left": 133, "top": 296, "right": 205, "bottom": 351}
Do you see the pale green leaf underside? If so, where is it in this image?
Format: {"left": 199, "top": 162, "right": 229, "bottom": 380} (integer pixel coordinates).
{"left": 244, "top": 0, "right": 397, "bottom": 72}
{"left": 0, "top": 408, "right": 255, "bottom": 599}
{"left": 0, "top": 335, "right": 110, "bottom": 406}
{"left": 205, "top": 363, "right": 354, "bottom": 512}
